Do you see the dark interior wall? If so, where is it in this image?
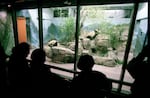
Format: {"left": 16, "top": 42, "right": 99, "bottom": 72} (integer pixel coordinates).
{"left": 0, "top": 0, "right": 148, "bottom": 9}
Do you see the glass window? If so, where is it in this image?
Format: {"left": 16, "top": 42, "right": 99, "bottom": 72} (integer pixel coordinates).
{"left": 16, "top": 9, "right": 39, "bottom": 59}
{"left": 124, "top": 2, "right": 148, "bottom": 92}
{"left": 0, "top": 9, "right": 15, "bottom": 56}
{"left": 130, "top": 2, "right": 148, "bottom": 58}
{"left": 42, "top": 7, "right": 77, "bottom": 78}
{"left": 80, "top": 4, "right": 134, "bottom": 91}
{"left": 11, "top": 2, "right": 148, "bottom": 93}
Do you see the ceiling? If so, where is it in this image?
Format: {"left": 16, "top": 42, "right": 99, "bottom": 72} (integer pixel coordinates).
{"left": 0, "top": 0, "right": 148, "bottom": 9}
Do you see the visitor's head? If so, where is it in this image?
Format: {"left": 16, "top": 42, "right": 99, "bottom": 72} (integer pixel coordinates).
{"left": 12, "top": 42, "right": 30, "bottom": 58}
{"left": 77, "top": 54, "right": 95, "bottom": 71}
{"left": 31, "top": 48, "right": 46, "bottom": 64}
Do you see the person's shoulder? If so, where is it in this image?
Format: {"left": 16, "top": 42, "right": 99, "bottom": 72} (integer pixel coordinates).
{"left": 92, "top": 70, "right": 106, "bottom": 77}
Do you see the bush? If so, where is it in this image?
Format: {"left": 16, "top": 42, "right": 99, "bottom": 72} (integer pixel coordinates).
{"left": 60, "top": 17, "right": 75, "bottom": 44}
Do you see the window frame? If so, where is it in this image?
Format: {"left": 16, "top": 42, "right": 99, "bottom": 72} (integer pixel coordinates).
{"left": 9, "top": 0, "right": 148, "bottom": 94}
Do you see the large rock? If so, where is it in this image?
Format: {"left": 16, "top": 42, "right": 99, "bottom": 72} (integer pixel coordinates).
{"left": 93, "top": 56, "right": 116, "bottom": 67}
{"left": 51, "top": 46, "right": 75, "bottom": 63}
{"left": 44, "top": 45, "right": 53, "bottom": 58}
{"left": 67, "top": 41, "right": 83, "bottom": 54}
{"left": 95, "top": 34, "right": 109, "bottom": 47}
{"left": 79, "top": 37, "right": 91, "bottom": 50}
{"left": 80, "top": 31, "right": 96, "bottom": 40}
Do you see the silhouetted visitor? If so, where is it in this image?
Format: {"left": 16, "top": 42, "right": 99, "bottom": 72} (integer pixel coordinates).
{"left": 30, "top": 48, "right": 52, "bottom": 96}
{"left": 71, "top": 54, "right": 112, "bottom": 98}
{"left": 127, "top": 45, "right": 150, "bottom": 98}
{"left": 30, "top": 48, "right": 69, "bottom": 97}
{"left": 7, "top": 42, "right": 31, "bottom": 96}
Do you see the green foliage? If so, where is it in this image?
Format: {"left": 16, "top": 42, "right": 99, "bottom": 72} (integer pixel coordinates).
{"left": 109, "top": 30, "right": 121, "bottom": 50}
{"left": 60, "top": 17, "right": 75, "bottom": 44}
{"left": 97, "top": 22, "right": 114, "bottom": 34}
{"left": 0, "top": 14, "right": 14, "bottom": 55}
{"left": 97, "top": 22, "right": 126, "bottom": 50}
{"left": 98, "top": 47, "right": 108, "bottom": 57}
{"left": 115, "top": 59, "right": 123, "bottom": 65}
{"left": 48, "top": 23, "right": 61, "bottom": 41}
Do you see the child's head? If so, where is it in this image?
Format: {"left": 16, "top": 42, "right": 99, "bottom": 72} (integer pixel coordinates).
{"left": 77, "top": 54, "right": 95, "bottom": 71}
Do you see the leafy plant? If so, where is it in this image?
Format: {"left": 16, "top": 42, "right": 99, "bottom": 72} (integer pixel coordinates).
{"left": 60, "top": 17, "right": 75, "bottom": 44}
{"left": 0, "top": 13, "right": 15, "bottom": 55}
{"left": 97, "top": 22, "right": 126, "bottom": 50}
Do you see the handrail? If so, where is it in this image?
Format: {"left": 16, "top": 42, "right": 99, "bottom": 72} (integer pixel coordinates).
{"left": 27, "top": 59, "right": 132, "bottom": 87}
{"left": 48, "top": 64, "right": 79, "bottom": 74}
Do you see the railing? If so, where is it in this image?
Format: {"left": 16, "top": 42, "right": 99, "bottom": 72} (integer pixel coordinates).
{"left": 27, "top": 59, "right": 132, "bottom": 95}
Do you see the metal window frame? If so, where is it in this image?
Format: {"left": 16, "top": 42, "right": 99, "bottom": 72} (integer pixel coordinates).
{"left": 10, "top": 0, "right": 149, "bottom": 93}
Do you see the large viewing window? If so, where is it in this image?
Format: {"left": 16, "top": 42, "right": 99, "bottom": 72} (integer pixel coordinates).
{"left": 42, "top": 7, "right": 77, "bottom": 78}
{"left": 79, "top": 4, "right": 134, "bottom": 92}
{"left": 123, "top": 2, "right": 148, "bottom": 92}
{"left": 16, "top": 9, "right": 39, "bottom": 58}
{"left": 40, "top": 4, "right": 135, "bottom": 91}
{"left": 0, "top": 1, "right": 147, "bottom": 94}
